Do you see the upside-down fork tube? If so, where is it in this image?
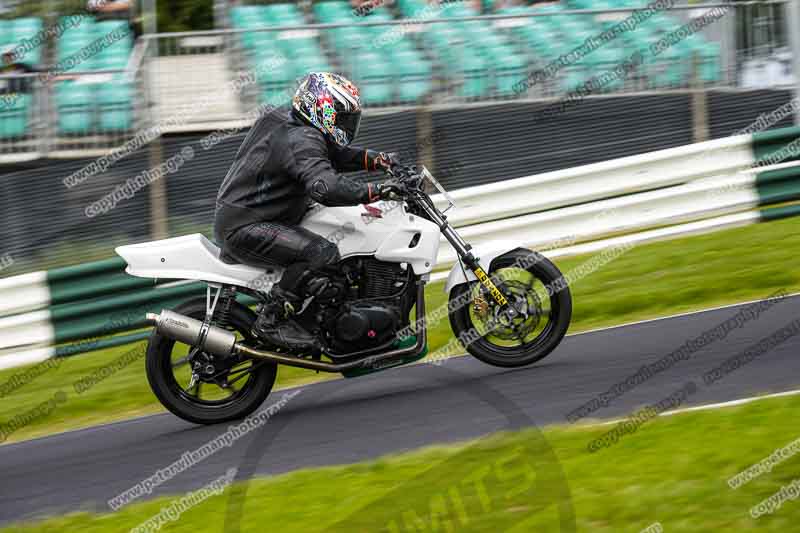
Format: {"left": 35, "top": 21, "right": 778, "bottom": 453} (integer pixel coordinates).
{"left": 235, "top": 282, "right": 427, "bottom": 373}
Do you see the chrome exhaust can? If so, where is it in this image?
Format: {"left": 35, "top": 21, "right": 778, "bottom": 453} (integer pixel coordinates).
{"left": 146, "top": 310, "right": 237, "bottom": 357}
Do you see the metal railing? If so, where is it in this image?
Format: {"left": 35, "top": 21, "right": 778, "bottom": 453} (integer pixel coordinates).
{"left": 735, "top": 0, "right": 795, "bottom": 88}
{"left": 0, "top": 73, "right": 47, "bottom": 159}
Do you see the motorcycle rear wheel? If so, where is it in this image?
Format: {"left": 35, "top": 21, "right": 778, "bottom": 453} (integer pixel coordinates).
{"left": 448, "top": 249, "right": 572, "bottom": 368}
{"left": 146, "top": 297, "right": 278, "bottom": 425}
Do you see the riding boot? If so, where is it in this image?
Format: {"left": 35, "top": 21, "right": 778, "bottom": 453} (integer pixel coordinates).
{"left": 252, "top": 286, "right": 317, "bottom": 350}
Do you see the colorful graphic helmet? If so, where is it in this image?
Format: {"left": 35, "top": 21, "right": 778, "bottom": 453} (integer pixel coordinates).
{"left": 292, "top": 72, "right": 362, "bottom": 146}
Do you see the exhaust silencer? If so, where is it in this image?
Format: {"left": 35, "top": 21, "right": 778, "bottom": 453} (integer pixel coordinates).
{"left": 146, "top": 310, "right": 237, "bottom": 357}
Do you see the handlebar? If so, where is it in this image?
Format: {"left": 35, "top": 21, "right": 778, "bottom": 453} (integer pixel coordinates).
{"left": 384, "top": 164, "right": 424, "bottom": 193}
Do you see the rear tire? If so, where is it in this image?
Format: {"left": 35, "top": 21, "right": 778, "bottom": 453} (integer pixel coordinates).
{"left": 146, "top": 298, "right": 278, "bottom": 425}
{"left": 448, "top": 249, "right": 572, "bottom": 368}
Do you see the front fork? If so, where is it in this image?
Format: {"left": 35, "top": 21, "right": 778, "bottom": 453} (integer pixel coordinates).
{"left": 439, "top": 219, "right": 518, "bottom": 320}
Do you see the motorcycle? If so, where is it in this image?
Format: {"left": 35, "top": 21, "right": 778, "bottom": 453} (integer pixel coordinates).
{"left": 116, "top": 165, "right": 572, "bottom": 424}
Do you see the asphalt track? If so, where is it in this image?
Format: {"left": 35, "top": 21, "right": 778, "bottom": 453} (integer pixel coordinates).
{"left": 1, "top": 294, "right": 799, "bottom": 525}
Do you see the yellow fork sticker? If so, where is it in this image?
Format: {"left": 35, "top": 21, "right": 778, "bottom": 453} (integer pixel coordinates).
{"left": 474, "top": 267, "right": 508, "bottom": 306}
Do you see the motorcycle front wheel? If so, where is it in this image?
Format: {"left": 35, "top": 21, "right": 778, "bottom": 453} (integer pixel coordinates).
{"left": 448, "top": 249, "right": 572, "bottom": 368}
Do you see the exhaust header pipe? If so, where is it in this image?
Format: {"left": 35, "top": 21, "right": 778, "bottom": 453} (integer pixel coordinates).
{"left": 146, "top": 284, "right": 427, "bottom": 373}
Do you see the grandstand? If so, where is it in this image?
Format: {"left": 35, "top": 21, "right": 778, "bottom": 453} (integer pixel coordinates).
{"left": 0, "top": 17, "right": 43, "bottom": 140}
{"left": 226, "top": 0, "right": 724, "bottom": 105}
{"left": 0, "top": 11, "right": 137, "bottom": 156}
{"left": 55, "top": 18, "right": 134, "bottom": 135}
{"left": 0, "top": 0, "right": 742, "bottom": 160}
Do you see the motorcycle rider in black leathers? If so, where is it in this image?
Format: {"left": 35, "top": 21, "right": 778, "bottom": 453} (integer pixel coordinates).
{"left": 214, "top": 72, "right": 404, "bottom": 349}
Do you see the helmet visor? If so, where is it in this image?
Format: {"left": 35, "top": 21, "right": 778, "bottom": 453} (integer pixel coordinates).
{"left": 337, "top": 111, "right": 361, "bottom": 145}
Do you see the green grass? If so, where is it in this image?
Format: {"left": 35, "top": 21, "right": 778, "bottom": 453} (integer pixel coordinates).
{"left": 0, "top": 216, "right": 798, "bottom": 444}
{"left": 5, "top": 389, "right": 800, "bottom": 532}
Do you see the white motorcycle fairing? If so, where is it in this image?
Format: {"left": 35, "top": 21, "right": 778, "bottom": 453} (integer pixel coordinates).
{"left": 302, "top": 201, "right": 439, "bottom": 274}
{"left": 115, "top": 201, "right": 440, "bottom": 291}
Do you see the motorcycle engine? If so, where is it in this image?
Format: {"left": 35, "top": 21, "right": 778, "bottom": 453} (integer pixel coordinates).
{"left": 324, "top": 258, "right": 414, "bottom": 354}
{"left": 334, "top": 304, "right": 399, "bottom": 346}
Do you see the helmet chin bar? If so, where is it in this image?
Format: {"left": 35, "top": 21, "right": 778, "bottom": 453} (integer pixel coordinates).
{"left": 336, "top": 112, "right": 362, "bottom": 146}
{"left": 291, "top": 107, "right": 353, "bottom": 147}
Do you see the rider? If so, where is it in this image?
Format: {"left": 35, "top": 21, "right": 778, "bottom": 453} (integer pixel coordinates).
{"left": 214, "top": 72, "right": 404, "bottom": 349}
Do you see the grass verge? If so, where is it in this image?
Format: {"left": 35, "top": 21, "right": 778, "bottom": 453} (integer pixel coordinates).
{"left": 0, "top": 216, "right": 798, "bottom": 444}
{"left": 5, "top": 389, "right": 800, "bottom": 531}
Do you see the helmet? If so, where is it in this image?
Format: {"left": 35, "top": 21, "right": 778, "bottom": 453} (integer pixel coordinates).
{"left": 292, "top": 72, "right": 362, "bottom": 146}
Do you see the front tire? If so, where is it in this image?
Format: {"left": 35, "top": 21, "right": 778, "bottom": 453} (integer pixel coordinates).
{"left": 449, "top": 249, "right": 572, "bottom": 368}
{"left": 146, "top": 297, "right": 278, "bottom": 425}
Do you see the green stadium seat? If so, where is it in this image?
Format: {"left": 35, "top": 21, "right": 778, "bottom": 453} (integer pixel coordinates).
{"left": 259, "top": 59, "right": 294, "bottom": 106}
{"left": 93, "top": 50, "right": 129, "bottom": 71}
{"left": 55, "top": 82, "right": 93, "bottom": 134}
{"left": 445, "top": 3, "right": 479, "bottom": 17}
{"left": 0, "top": 93, "right": 31, "bottom": 138}
{"left": 58, "top": 16, "right": 95, "bottom": 47}
{"left": 613, "top": 25, "right": 688, "bottom": 89}
{"left": 97, "top": 80, "right": 132, "bottom": 131}
{"left": 397, "top": 56, "right": 432, "bottom": 103}
{"left": 314, "top": 4, "right": 351, "bottom": 22}
{"left": 494, "top": 53, "right": 527, "bottom": 96}
{"left": 232, "top": 4, "right": 330, "bottom": 100}
{"left": 514, "top": 18, "right": 562, "bottom": 61}
{"left": 698, "top": 41, "right": 722, "bottom": 83}
{"left": 293, "top": 55, "right": 333, "bottom": 79}
{"left": 241, "top": 29, "right": 274, "bottom": 50}
{"left": 261, "top": 2, "right": 304, "bottom": 26}
{"left": 235, "top": 16, "right": 268, "bottom": 30}
{"left": 12, "top": 18, "right": 42, "bottom": 35}
{"left": 265, "top": 13, "right": 305, "bottom": 26}
{"left": 57, "top": 20, "right": 92, "bottom": 63}
{"left": 561, "top": 47, "right": 626, "bottom": 93}
{"left": 361, "top": 10, "right": 394, "bottom": 37}
{"left": 397, "top": 0, "right": 427, "bottom": 18}
{"left": 275, "top": 35, "right": 318, "bottom": 57}
{"left": 649, "top": 49, "right": 689, "bottom": 88}
{"left": 252, "top": 37, "right": 284, "bottom": 63}
{"left": 351, "top": 52, "right": 393, "bottom": 105}
{"left": 678, "top": 35, "right": 721, "bottom": 84}
{"left": 0, "top": 21, "right": 10, "bottom": 48}
{"left": 58, "top": 18, "right": 133, "bottom": 74}
{"left": 264, "top": 3, "right": 303, "bottom": 20}
{"left": 314, "top": 1, "right": 351, "bottom": 19}
{"left": 12, "top": 18, "right": 43, "bottom": 65}
{"left": 310, "top": 0, "right": 435, "bottom": 107}
{"left": 459, "top": 52, "right": 490, "bottom": 99}
{"left": 230, "top": 6, "right": 266, "bottom": 28}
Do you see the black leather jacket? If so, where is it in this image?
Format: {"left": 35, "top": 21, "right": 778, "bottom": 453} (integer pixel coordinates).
{"left": 214, "top": 107, "right": 382, "bottom": 242}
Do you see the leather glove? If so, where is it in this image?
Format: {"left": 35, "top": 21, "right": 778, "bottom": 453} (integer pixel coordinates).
{"left": 374, "top": 180, "right": 407, "bottom": 201}
{"left": 366, "top": 151, "right": 401, "bottom": 172}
